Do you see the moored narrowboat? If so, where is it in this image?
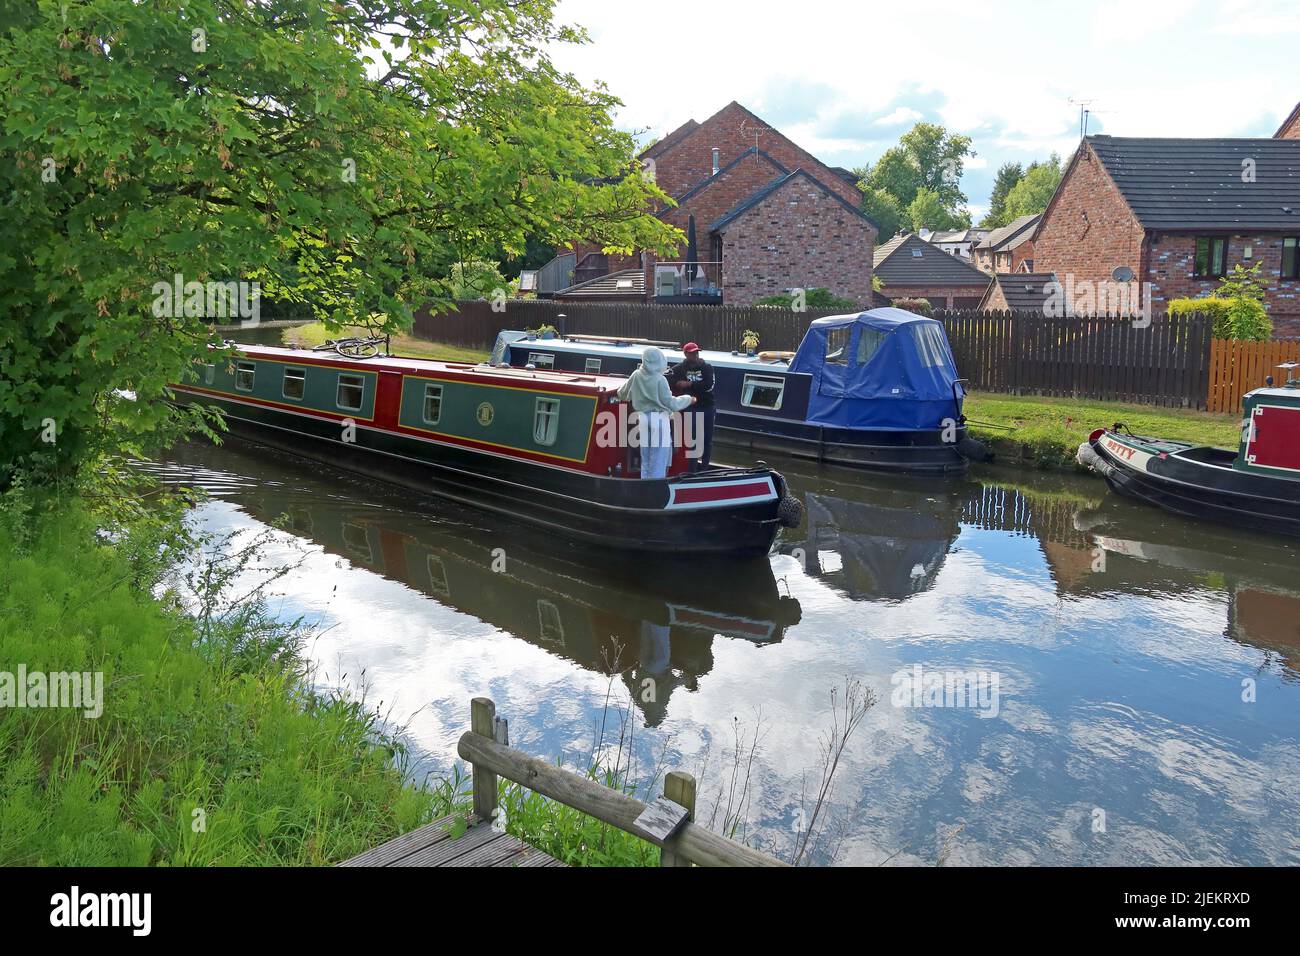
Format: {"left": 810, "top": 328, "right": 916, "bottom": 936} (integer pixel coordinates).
{"left": 495, "top": 308, "right": 987, "bottom": 474}
{"left": 1078, "top": 368, "right": 1300, "bottom": 536}
{"left": 171, "top": 342, "right": 801, "bottom": 554}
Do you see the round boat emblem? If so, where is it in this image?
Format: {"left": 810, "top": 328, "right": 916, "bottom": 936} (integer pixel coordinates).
{"left": 476, "top": 402, "right": 494, "bottom": 426}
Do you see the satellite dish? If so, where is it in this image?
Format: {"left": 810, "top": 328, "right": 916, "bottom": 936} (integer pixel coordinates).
{"left": 1112, "top": 265, "right": 1135, "bottom": 282}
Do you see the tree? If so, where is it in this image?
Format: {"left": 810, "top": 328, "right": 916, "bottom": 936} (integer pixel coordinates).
{"left": 1002, "top": 154, "right": 1063, "bottom": 221}
{"left": 0, "top": 0, "right": 680, "bottom": 488}
{"left": 859, "top": 184, "right": 904, "bottom": 242}
{"left": 981, "top": 162, "right": 1025, "bottom": 228}
{"left": 906, "top": 187, "right": 961, "bottom": 233}
{"left": 859, "top": 123, "right": 974, "bottom": 228}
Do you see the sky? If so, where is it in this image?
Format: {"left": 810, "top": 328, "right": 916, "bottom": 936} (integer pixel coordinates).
{"left": 549, "top": 0, "right": 1299, "bottom": 219}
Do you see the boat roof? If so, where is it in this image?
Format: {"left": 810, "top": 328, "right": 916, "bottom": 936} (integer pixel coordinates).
{"left": 1247, "top": 385, "right": 1300, "bottom": 400}
{"left": 506, "top": 335, "right": 802, "bottom": 374}
{"left": 225, "top": 343, "right": 626, "bottom": 393}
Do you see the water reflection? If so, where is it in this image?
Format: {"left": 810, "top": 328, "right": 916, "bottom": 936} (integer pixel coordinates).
{"left": 158, "top": 440, "right": 801, "bottom": 727}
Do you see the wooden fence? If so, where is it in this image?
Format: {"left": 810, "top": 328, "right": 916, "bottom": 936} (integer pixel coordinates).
{"left": 412, "top": 300, "right": 1226, "bottom": 410}
{"left": 1206, "top": 338, "right": 1300, "bottom": 413}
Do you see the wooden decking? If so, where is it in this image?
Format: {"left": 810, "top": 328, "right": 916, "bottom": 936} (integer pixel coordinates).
{"left": 340, "top": 814, "right": 565, "bottom": 868}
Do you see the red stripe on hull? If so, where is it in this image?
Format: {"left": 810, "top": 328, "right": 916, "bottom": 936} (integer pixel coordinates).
{"left": 672, "top": 480, "right": 772, "bottom": 504}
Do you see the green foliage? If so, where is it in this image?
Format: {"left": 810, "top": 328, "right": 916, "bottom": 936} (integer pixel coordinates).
{"left": 981, "top": 162, "right": 1025, "bottom": 227}
{"left": 1002, "top": 154, "right": 1062, "bottom": 222}
{"left": 447, "top": 261, "right": 508, "bottom": 300}
{"left": 1169, "top": 296, "right": 1270, "bottom": 341}
{"left": 755, "top": 288, "right": 859, "bottom": 310}
{"left": 891, "top": 297, "right": 933, "bottom": 317}
{"left": 0, "top": 0, "right": 679, "bottom": 489}
{"left": 858, "top": 185, "right": 903, "bottom": 241}
{"left": 1216, "top": 263, "right": 1268, "bottom": 302}
{"left": 906, "top": 187, "right": 957, "bottom": 233}
{"left": 0, "top": 496, "right": 436, "bottom": 864}
{"left": 858, "top": 123, "right": 974, "bottom": 229}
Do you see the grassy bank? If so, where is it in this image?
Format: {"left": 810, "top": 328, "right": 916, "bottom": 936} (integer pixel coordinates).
{"left": 281, "top": 322, "right": 490, "bottom": 363}
{"left": 963, "top": 392, "right": 1242, "bottom": 471}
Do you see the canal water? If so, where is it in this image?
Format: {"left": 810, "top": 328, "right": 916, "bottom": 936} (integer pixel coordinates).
{"left": 150, "top": 438, "right": 1300, "bottom": 866}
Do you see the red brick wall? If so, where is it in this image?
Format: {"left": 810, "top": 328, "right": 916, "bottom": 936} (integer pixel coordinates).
{"left": 1277, "top": 106, "right": 1300, "bottom": 140}
{"left": 1032, "top": 142, "right": 1146, "bottom": 288}
{"left": 659, "top": 150, "right": 786, "bottom": 242}
{"left": 716, "top": 176, "right": 876, "bottom": 306}
{"left": 880, "top": 283, "right": 991, "bottom": 309}
{"left": 649, "top": 102, "right": 861, "bottom": 207}
{"left": 1146, "top": 234, "right": 1300, "bottom": 336}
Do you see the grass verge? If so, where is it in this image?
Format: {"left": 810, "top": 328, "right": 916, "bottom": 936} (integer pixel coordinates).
{"left": 963, "top": 392, "right": 1242, "bottom": 471}
{"left": 281, "top": 322, "right": 490, "bottom": 363}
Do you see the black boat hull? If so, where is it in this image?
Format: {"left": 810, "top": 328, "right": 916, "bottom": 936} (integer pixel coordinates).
{"left": 714, "top": 416, "right": 972, "bottom": 474}
{"left": 1087, "top": 433, "right": 1300, "bottom": 537}
{"left": 185, "top": 393, "right": 791, "bottom": 555}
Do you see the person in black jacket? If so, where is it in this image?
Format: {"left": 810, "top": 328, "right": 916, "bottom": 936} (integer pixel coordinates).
{"left": 667, "top": 342, "right": 715, "bottom": 470}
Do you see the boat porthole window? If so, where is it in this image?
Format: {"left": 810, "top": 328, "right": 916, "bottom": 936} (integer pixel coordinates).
{"left": 337, "top": 373, "right": 365, "bottom": 411}
{"left": 534, "top": 397, "right": 560, "bottom": 445}
{"left": 585, "top": 357, "right": 602, "bottom": 374}
{"left": 422, "top": 383, "right": 443, "bottom": 424}
{"left": 283, "top": 367, "right": 306, "bottom": 400}
{"left": 204, "top": 363, "right": 215, "bottom": 385}
{"left": 741, "top": 374, "right": 785, "bottom": 410}
{"left": 528, "top": 352, "right": 555, "bottom": 370}
{"left": 235, "top": 361, "right": 256, "bottom": 392}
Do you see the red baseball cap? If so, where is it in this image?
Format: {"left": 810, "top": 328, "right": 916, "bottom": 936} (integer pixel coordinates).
{"left": 682, "top": 342, "right": 701, "bottom": 353}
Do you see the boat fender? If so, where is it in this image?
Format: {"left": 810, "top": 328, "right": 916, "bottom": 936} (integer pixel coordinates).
{"left": 955, "top": 437, "right": 990, "bottom": 462}
{"left": 777, "top": 495, "right": 803, "bottom": 529}
{"left": 1075, "top": 440, "right": 1114, "bottom": 477}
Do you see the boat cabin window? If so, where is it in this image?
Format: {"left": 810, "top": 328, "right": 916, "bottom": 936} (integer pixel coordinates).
{"left": 911, "top": 324, "right": 949, "bottom": 368}
{"left": 584, "top": 357, "right": 602, "bottom": 374}
{"left": 856, "top": 327, "right": 888, "bottom": 365}
{"left": 741, "top": 374, "right": 786, "bottom": 410}
{"left": 825, "top": 327, "right": 851, "bottom": 365}
{"left": 336, "top": 373, "right": 365, "bottom": 411}
{"left": 282, "top": 367, "right": 306, "bottom": 400}
{"left": 537, "top": 599, "right": 564, "bottom": 645}
{"left": 528, "top": 352, "right": 555, "bottom": 370}
{"left": 204, "top": 363, "right": 215, "bottom": 385}
{"left": 534, "top": 397, "right": 560, "bottom": 445}
{"left": 235, "top": 361, "right": 255, "bottom": 392}
{"left": 422, "top": 383, "right": 443, "bottom": 424}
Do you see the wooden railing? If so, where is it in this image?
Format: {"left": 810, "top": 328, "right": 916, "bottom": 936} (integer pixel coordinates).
{"left": 458, "top": 697, "right": 787, "bottom": 867}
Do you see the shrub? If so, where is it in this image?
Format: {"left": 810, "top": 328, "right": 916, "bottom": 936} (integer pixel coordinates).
{"left": 755, "top": 287, "right": 860, "bottom": 310}
{"left": 891, "top": 297, "right": 933, "bottom": 317}
{"left": 1168, "top": 296, "right": 1271, "bottom": 341}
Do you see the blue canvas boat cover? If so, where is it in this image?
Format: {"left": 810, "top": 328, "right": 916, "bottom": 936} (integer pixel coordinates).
{"left": 788, "top": 308, "right": 964, "bottom": 430}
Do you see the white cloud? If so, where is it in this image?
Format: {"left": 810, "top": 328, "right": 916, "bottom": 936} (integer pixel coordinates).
{"left": 875, "top": 106, "right": 923, "bottom": 126}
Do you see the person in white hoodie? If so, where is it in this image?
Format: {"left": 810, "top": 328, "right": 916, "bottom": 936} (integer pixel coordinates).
{"left": 616, "top": 346, "right": 696, "bottom": 479}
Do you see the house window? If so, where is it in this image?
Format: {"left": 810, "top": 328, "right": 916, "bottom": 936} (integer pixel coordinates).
{"left": 584, "top": 357, "right": 602, "bottom": 374}
{"left": 422, "top": 383, "right": 443, "bottom": 424}
{"left": 235, "top": 361, "right": 255, "bottom": 392}
{"left": 741, "top": 374, "right": 786, "bottom": 410}
{"left": 1193, "top": 237, "right": 1227, "bottom": 278}
{"left": 534, "top": 397, "right": 560, "bottom": 445}
{"left": 336, "top": 373, "right": 365, "bottom": 411}
{"left": 527, "top": 352, "right": 554, "bottom": 370}
{"left": 282, "top": 367, "right": 305, "bottom": 400}
{"left": 856, "top": 327, "right": 888, "bottom": 365}
{"left": 1283, "top": 237, "right": 1299, "bottom": 279}
{"left": 824, "top": 327, "right": 851, "bottom": 365}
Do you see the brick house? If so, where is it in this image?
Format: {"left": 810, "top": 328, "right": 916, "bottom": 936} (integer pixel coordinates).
{"left": 872, "top": 233, "right": 992, "bottom": 309}
{"left": 551, "top": 102, "right": 878, "bottom": 307}
{"left": 1031, "top": 135, "right": 1300, "bottom": 335}
{"left": 1278, "top": 101, "right": 1300, "bottom": 140}
{"left": 972, "top": 214, "right": 1040, "bottom": 274}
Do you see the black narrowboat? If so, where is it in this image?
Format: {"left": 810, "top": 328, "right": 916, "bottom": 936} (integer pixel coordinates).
{"left": 496, "top": 308, "right": 987, "bottom": 474}
{"left": 171, "top": 342, "right": 801, "bottom": 554}
{"left": 1078, "top": 370, "right": 1300, "bottom": 536}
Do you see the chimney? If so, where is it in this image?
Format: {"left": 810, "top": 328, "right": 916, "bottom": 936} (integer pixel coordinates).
{"left": 711, "top": 148, "right": 720, "bottom": 176}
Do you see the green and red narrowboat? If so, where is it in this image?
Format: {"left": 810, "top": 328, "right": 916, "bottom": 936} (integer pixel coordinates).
{"left": 171, "top": 343, "right": 802, "bottom": 554}
{"left": 1078, "top": 369, "right": 1300, "bottom": 537}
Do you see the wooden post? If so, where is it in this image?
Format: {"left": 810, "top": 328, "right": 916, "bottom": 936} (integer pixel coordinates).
{"left": 470, "top": 697, "right": 498, "bottom": 824}
{"left": 659, "top": 770, "right": 696, "bottom": 867}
